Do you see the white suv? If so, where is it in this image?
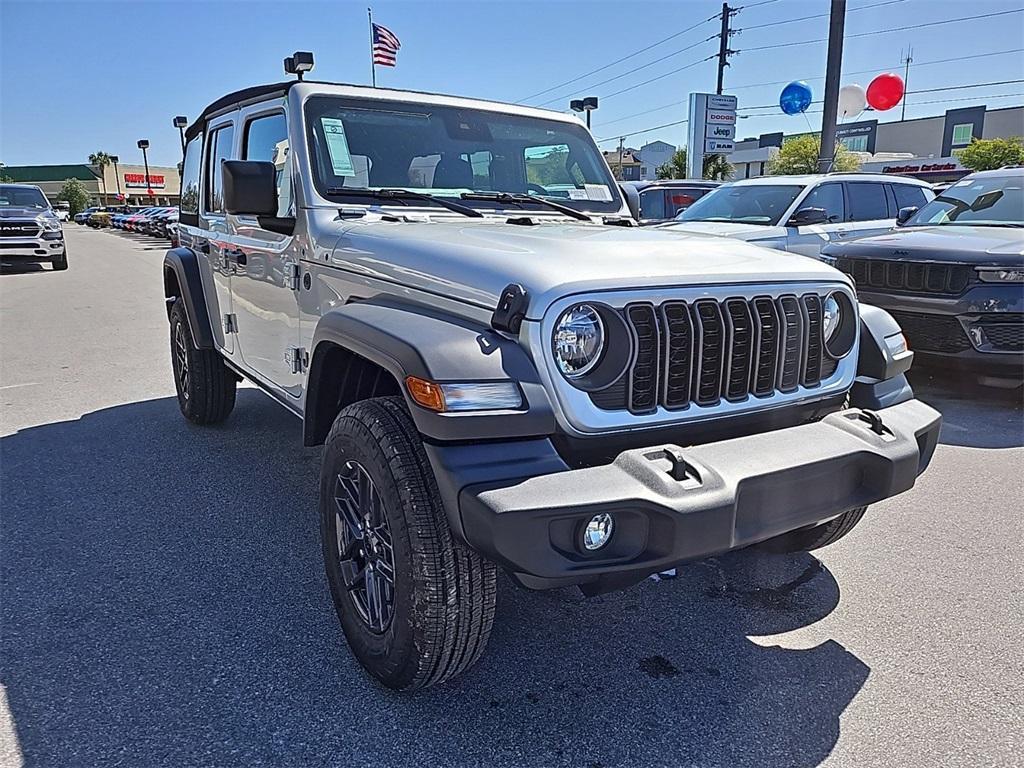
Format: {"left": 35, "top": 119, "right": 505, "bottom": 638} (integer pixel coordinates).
{"left": 659, "top": 173, "right": 934, "bottom": 258}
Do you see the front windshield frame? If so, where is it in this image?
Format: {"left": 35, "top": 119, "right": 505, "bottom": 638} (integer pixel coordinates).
{"left": 0, "top": 185, "right": 50, "bottom": 209}
{"left": 904, "top": 173, "right": 1024, "bottom": 227}
{"left": 675, "top": 183, "right": 805, "bottom": 226}
{"left": 303, "top": 95, "right": 623, "bottom": 214}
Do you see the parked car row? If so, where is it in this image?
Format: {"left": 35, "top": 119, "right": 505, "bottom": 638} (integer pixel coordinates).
{"left": 80, "top": 205, "right": 179, "bottom": 243}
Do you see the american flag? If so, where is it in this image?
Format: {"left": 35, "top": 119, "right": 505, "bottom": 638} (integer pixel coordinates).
{"left": 372, "top": 22, "right": 401, "bottom": 67}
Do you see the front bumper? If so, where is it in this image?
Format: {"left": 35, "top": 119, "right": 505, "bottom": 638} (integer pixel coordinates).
{"left": 858, "top": 285, "right": 1023, "bottom": 377}
{"left": 0, "top": 235, "right": 65, "bottom": 260}
{"left": 456, "top": 399, "right": 940, "bottom": 590}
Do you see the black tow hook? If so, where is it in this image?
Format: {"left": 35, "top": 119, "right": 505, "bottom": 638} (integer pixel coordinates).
{"left": 851, "top": 409, "right": 895, "bottom": 441}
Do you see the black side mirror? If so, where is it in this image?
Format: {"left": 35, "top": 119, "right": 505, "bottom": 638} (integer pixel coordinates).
{"left": 788, "top": 207, "right": 829, "bottom": 226}
{"left": 222, "top": 160, "right": 278, "bottom": 216}
{"left": 896, "top": 206, "right": 918, "bottom": 226}
{"left": 620, "top": 184, "right": 640, "bottom": 220}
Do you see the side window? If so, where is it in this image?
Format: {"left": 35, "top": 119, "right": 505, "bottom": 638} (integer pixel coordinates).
{"left": 244, "top": 112, "right": 292, "bottom": 217}
{"left": 204, "top": 124, "right": 235, "bottom": 214}
{"left": 800, "top": 183, "right": 845, "bottom": 223}
{"left": 893, "top": 184, "right": 928, "bottom": 211}
{"left": 180, "top": 135, "right": 202, "bottom": 215}
{"left": 639, "top": 189, "right": 666, "bottom": 220}
{"left": 846, "top": 182, "right": 889, "bottom": 221}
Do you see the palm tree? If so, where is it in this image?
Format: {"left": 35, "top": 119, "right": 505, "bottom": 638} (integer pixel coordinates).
{"left": 88, "top": 151, "right": 112, "bottom": 201}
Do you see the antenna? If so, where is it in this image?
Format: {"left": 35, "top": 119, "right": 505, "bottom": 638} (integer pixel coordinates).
{"left": 901, "top": 46, "right": 913, "bottom": 121}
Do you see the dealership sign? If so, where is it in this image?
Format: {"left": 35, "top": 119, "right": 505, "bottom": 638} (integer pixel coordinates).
{"left": 686, "top": 93, "right": 738, "bottom": 178}
{"left": 124, "top": 173, "right": 165, "bottom": 189}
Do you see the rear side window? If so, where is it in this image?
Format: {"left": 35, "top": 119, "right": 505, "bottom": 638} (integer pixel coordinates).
{"left": 639, "top": 189, "right": 666, "bottom": 220}
{"left": 244, "top": 112, "right": 292, "bottom": 217}
{"left": 205, "top": 124, "right": 235, "bottom": 214}
{"left": 892, "top": 184, "right": 929, "bottom": 211}
{"left": 666, "top": 187, "right": 710, "bottom": 217}
{"left": 180, "top": 136, "right": 202, "bottom": 214}
{"left": 846, "top": 182, "right": 888, "bottom": 221}
{"left": 800, "top": 182, "right": 845, "bottom": 223}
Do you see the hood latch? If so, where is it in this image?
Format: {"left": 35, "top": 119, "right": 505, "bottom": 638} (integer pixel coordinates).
{"left": 491, "top": 283, "right": 529, "bottom": 334}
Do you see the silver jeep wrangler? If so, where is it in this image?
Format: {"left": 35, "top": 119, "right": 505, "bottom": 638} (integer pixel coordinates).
{"left": 164, "top": 54, "right": 941, "bottom": 691}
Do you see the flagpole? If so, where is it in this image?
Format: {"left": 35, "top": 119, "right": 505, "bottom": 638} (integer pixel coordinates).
{"left": 368, "top": 7, "right": 376, "bottom": 87}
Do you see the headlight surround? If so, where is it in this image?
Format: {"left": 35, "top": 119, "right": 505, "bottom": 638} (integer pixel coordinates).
{"left": 822, "top": 291, "right": 857, "bottom": 359}
{"left": 37, "top": 215, "right": 62, "bottom": 232}
{"left": 977, "top": 267, "right": 1024, "bottom": 283}
{"left": 553, "top": 304, "right": 606, "bottom": 379}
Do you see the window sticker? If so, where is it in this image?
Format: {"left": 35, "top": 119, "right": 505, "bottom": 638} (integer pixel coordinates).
{"left": 584, "top": 183, "right": 613, "bottom": 202}
{"left": 567, "top": 188, "right": 589, "bottom": 200}
{"left": 321, "top": 117, "right": 355, "bottom": 177}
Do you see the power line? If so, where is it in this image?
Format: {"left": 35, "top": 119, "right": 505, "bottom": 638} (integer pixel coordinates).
{"left": 591, "top": 48, "right": 1024, "bottom": 131}
{"left": 596, "top": 118, "right": 689, "bottom": 144}
{"left": 735, "top": 79, "right": 1024, "bottom": 112}
{"left": 517, "top": 14, "right": 717, "bottom": 103}
{"left": 736, "top": 0, "right": 904, "bottom": 33}
{"left": 737, "top": 92, "right": 1024, "bottom": 118}
{"left": 600, "top": 55, "right": 717, "bottom": 101}
{"left": 736, "top": 8, "right": 1023, "bottom": 55}
{"left": 535, "top": 36, "right": 717, "bottom": 108}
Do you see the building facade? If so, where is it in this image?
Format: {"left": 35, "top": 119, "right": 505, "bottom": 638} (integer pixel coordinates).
{"left": 2, "top": 163, "right": 181, "bottom": 206}
{"left": 729, "top": 104, "right": 1023, "bottom": 182}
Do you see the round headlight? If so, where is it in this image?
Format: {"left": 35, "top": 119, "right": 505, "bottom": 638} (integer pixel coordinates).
{"left": 822, "top": 293, "right": 841, "bottom": 341}
{"left": 553, "top": 304, "right": 605, "bottom": 378}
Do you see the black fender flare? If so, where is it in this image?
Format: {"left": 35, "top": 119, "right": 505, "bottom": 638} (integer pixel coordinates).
{"left": 163, "top": 247, "right": 214, "bottom": 349}
{"left": 305, "top": 301, "right": 556, "bottom": 444}
{"left": 850, "top": 303, "right": 916, "bottom": 410}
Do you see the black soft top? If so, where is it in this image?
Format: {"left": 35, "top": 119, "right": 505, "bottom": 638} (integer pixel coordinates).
{"left": 184, "top": 82, "right": 294, "bottom": 142}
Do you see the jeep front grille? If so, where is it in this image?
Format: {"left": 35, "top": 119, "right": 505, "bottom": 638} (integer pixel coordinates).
{"left": 836, "top": 257, "right": 972, "bottom": 295}
{"left": 592, "top": 294, "right": 837, "bottom": 414}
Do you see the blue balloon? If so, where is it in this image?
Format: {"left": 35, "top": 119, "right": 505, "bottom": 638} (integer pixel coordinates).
{"left": 780, "top": 81, "right": 813, "bottom": 115}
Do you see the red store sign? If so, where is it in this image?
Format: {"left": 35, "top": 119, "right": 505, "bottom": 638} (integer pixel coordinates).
{"left": 881, "top": 163, "right": 958, "bottom": 174}
{"left": 124, "top": 173, "right": 166, "bottom": 189}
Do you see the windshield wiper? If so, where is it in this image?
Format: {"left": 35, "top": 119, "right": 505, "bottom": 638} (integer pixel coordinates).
{"left": 460, "top": 192, "right": 593, "bottom": 222}
{"left": 324, "top": 187, "right": 482, "bottom": 218}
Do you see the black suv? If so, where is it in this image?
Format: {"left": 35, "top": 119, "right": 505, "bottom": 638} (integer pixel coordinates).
{"left": 824, "top": 167, "right": 1023, "bottom": 383}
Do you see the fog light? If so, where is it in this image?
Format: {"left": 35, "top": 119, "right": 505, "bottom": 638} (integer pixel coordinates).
{"left": 582, "top": 513, "right": 614, "bottom": 551}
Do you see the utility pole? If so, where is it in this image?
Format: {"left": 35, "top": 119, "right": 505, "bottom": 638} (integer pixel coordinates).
{"left": 617, "top": 137, "right": 625, "bottom": 180}
{"left": 817, "top": 0, "right": 847, "bottom": 173}
{"left": 901, "top": 46, "right": 913, "bottom": 121}
{"left": 715, "top": 3, "right": 736, "bottom": 95}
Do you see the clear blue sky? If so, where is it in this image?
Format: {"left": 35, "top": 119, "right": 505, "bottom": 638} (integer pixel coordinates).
{"left": 2, "top": 0, "right": 1022, "bottom": 168}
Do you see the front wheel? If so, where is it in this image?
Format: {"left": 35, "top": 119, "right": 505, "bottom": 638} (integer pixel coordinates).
{"left": 51, "top": 250, "right": 68, "bottom": 271}
{"left": 320, "top": 396, "right": 497, "bottom": 691}
{"left": 756, "top": 506, "right": 868, "bottom": 554}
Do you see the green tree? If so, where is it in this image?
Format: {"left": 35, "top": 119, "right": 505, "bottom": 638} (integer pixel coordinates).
{"left": 767, "top": 135, "right": 860, "bottom": 175}
{"left": 956, "top": 137, "right": 1024, "bottom": 172}
{"left": 0, "top": 173, "right": 13, "bottom": 183}
{"left": 656, "top": 148, "right": 733, "bottom": 181}
{"left": 57, "top": 178, "right": 91, "bottom": 215}
{"left": 88, "top": 151, "right": 112, "bottom": 199}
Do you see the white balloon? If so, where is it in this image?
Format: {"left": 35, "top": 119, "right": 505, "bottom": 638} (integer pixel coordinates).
{"left": 838, "top": 84, "right": 867, "bottom": 120}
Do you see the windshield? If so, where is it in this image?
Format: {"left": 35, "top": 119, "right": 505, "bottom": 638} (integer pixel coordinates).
{"left": 0, "top": 185, "right": 49, "bottom": 209}
{"left": 304, "top": 96, "right": 621, "bottom": 214}
{"left": 675, "top": 184, "right": 804, "bottom": 226}
{"left": 905, "top": 174, "right": 1024, "bottom": 227}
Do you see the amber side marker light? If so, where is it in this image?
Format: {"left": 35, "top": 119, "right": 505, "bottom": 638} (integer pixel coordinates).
{"left": 406, "top": 376, "right": 446, "bottom": 411}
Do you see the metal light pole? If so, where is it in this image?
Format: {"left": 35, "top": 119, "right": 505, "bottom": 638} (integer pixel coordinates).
{"left": 173, "top": 116, "right": 188, "bottom": 155}
{"left": 110, "top": 155, "right": 122, "bottom": 203}
{"left": 137, "top": 139, "right": 152, "bottom": 204}
{"left": 570, "top": 97, "right": 599, "bottom": 130}
{"left": 817, "top": 0, "right": 847, "bottom": 173}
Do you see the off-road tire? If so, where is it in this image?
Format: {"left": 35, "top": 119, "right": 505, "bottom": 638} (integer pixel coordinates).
{"left": 757, "top": 506, "right": 868, "bottom": 554}
{"left": 320, "top": 395, "right": 497, "bottom": 691}
{"left": 51, "top": 250, "right": 68, "bottom": 271}
{"left": 169, "top": 299, "right": 236, "bottom": 424}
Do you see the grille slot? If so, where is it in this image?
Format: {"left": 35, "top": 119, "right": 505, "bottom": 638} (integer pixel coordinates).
{"left": 626, "top": 304, "right": 659, "bottom": 414}
{"left": 660, "top": 302, "right": 693, "bottom": 409}
{"left": 693, "top": 300, "right": 725, "bottom": 406}
{"left": 589, "top": 292, "right": 844, "bottom": 413}
{"left": 801, "top": 294, "right": 823, "bottom": 386}
{"left": 723, "top": 299, "right": 755, "bottom": 401}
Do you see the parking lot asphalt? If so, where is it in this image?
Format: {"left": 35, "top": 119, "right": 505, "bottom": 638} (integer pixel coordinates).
{"left": 2, "top": 225, "right": 1022, "bottom": 768}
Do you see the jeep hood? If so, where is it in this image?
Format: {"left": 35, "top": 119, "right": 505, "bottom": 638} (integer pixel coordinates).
{"left": 332, "top": 218, "right": 846, "bottom": 317}
{"left": 822, "top": 225, "right": 1024, "bottom": 266}
{"left": 656, "top": 220, "right": 785, "bottom": 241}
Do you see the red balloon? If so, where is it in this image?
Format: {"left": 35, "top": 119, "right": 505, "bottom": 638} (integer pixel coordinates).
{"left": 867, "top": 73, "right": 905, "bottom": 111}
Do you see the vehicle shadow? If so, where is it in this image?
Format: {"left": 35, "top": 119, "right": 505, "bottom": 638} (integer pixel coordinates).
{"left": 0, "top": 262, "right": 48, "bottom": 275}
{"left": 909, "top": 368, "right": 1023, "bottom": 449}
{"left": 1, "top": 393, "right": 867, "bottom": 767}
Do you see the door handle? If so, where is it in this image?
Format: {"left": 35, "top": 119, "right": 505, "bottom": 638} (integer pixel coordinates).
{"left": 199, "top": 242, "right": 210, "bottom": 254}
{"left": 224, "top": 248, "right": 247, "bottom": 265}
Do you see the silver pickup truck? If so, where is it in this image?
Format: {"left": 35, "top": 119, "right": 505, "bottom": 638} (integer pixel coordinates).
{"left": 164, "top": 53, "right": 941, "bottom": 691}
{"left": 0, "top": 184, "right": 67, "bottom": 270}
